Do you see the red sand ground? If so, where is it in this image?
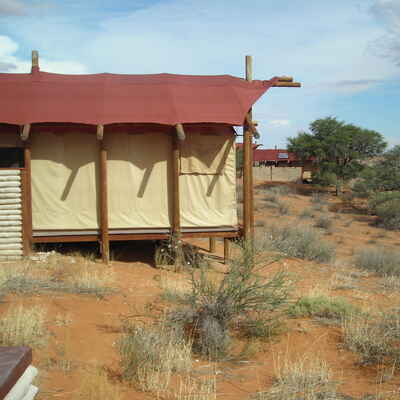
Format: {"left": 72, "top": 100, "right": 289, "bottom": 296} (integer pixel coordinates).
{"left": 1, "top": 182, "right": 399, "bottom": 399}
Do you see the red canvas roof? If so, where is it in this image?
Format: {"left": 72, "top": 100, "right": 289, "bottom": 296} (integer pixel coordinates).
{"left": 0, "top": 69, "right": 279, "bottom": 126}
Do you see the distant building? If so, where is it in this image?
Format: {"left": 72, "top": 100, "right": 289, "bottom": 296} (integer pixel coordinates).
{"left": 253, "top": 148, "right": 315, "bottom": 182}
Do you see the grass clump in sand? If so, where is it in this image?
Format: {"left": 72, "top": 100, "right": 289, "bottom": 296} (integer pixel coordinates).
{"left": 262, "top": 224, "right": 336, "bottom": 263}
{"left": 118, "top": 319, "right": 192, "bottom": 393}
{"left": 342, "top": 311, "right": 400, "bottom": 366}
{"left": 313, "top": 214, "right": 333, "bottom": 230}
{"left": 288, "top": 294, "right": 358, "bottom": 324}
{"left": 0, "top": 305, "right": 47, "bottom": 347}
{"left": 353, "top": 247, "right": 400, "bottom": 276}
{"left": 75, "top": 367, "right": 122, "bottom": 400}
{"left": 254, "top": 357, "right": 337, "bottom": 400}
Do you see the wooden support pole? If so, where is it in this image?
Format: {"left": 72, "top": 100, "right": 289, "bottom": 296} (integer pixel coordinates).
{"left": 243, "top": 55, "right": 254, "bottom": 241}
{"left": 31, "top": 50, "right": 39, "bottom": 72}
{"left": 99, "top": 134, "right": 109, "bottom": 264}
{"left": 209, "top": 237, "right": 216, "bottom": 253}
{"left": 172, "top": 130, "right": 183, "bottom": 269}
{"left": 172, "top": 134, "right": 181, "bottom": 235}
{"left": 23, "top": 142, "right": 32, "bottom": 255}
{"left": 224, "top": 238, "right": 230, "bottom": 264}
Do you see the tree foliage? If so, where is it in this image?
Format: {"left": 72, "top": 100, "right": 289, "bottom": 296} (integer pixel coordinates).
{"left": 287, "top": 117, "right": 386, "bottom": 193}
{"left": 353, "top": 145, "right": 400, "bottom": 195}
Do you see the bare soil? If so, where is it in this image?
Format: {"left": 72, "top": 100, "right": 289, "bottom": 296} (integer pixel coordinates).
{"left": 1, "top": 181, "right": 400, "bottom": 399}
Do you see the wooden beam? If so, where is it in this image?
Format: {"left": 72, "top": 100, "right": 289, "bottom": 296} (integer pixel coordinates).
{"left": 172, "top": 134, "right": 181, "bottom": 234}
{"left": 23, "top": 142, "right": 32, "bottom": 255}
{"left": 31, "top": 50, "right": 39, "bottom": 72}
{"left": 99, "top": 135, "right": 109, "bottom": 264}
{"left": 224, "top": 238, "right": 230, "bottom": 264}
{"left": 20, "top": 124, "right": 31, "bottom": 141}
{"left": 175, "top": 123, "right": 186, "bottom": 141}
{"left": 277, "top": 76, "right": 293, "bottom": 82}
{"left": 243, "top": 55, "right": 254, "bottom": 241}
{"left": 31, "top": 230, "right": 241, "bottom": 243}
{"left": 209, "top": 237, "right": 216, "bottom": 253}
{"left": 272, "top": 82, "right": 301, "bottom": 87}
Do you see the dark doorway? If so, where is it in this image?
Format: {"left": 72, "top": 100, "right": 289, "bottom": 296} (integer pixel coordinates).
{"left": 0, "top": 148, "right": 24, "bottom": 168}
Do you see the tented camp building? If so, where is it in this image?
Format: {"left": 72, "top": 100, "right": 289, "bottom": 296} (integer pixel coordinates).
{"left": 0, "top": 52, "right": 300, "bottom": 262}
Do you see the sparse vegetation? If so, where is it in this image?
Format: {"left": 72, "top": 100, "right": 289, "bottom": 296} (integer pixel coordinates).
{"left": 118, "top": 320, "right": 192, "bottom": 392}
{"left": 288, "top": 294, "right": 358, "bottom": 323}
{"left": 254, "top": 357, "right": 337, "bottom": 400}
{"left": 313, "top": 214, "right": 333, "bottom": 230}
{"left": 0, "top": 261, "right": 115, "bottom": 299}
{"left": 0, "top": 305, "right": 47, "bottom": 347}
{"left": 354, "top": 247, "right": 400, "bottom": 276}
{"left": 299, "top": 208, "right": 314, "bottom": 219}
{"left": 75, "top": 367, "right": 122, "bottom": 400}
{"left": 263, "top": 224, "right": 336, "bottom": 263}
{"left": 168, "top": 242, "right": 290, "bottom": 358}
{"left": 342, "top": 313, "right": 400, "bottom": 366}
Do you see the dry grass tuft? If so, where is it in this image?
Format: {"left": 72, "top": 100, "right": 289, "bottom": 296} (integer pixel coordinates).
{"left": 342, "top": 312, "right": 400, "bottom": 366}
{"left": 175, "top": 374, "right": 217, "bottom": 400}
{"left": 75, "top": 366, "right": 122, "bottom": 400}
{"left": 255, "top": 356, "right": 337, "bottom": 400}
{"left": 118, "top": 319, "right": 192, "bottom": 393}
{"left": 0, "top": 304, "right": 47, "bottom": 347}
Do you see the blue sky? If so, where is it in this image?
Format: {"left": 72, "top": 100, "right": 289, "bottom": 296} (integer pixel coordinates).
{"left": 0, "top": 0, "right": 399, "bottom": 148}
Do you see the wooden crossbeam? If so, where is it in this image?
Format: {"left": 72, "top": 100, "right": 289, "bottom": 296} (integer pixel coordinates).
{"left": 277, "top": 76, "right": 293, "bottom": 82}
{"left": 273, "top": 81, "right": 301, "bottom": 87}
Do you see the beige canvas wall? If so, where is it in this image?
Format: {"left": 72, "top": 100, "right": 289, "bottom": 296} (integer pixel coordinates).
{"left": 31, "top": 131, "right": 99, "bottom": 229}
{"left": 30, "top": 126, "right": 238, "bottom": 231}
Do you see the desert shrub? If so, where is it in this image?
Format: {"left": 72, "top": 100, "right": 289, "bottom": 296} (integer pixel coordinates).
{"left": 0, "top": 305, "right": 47, "bottom": 347}
{"left": 176, "top": 374, "right": 217, "bottom": 400}
{"left": 379, "top": 276, "right": 400, "bottom": 292}
{"left": 368, "top": 191, "right": 400, "bottom": 230}
{"left": 254, "top": 357, "right": 337, "bottom": 400}
{"left": 353, "top": 247, "right": 400, "bottom": 276}
{"left": 276, "top": 200, "right": 290, "bottom": 215}
{"left": 313, "top": 214, "right": 333, "bottom": 230}
{"left": 160, "top": 276, "right": 191, "bottom": 305}
{"left": 263, "top": 224, "right": 336, "bottom": 263}
{"left": 299, "top": 208, "right": 314, "bottom": 219}
{"left": 342, "top": 314, "right": 400, "bottom": 366}
{"left": 118, "top": 320, "right": 192, "bottom": 391}
{"left": 311, "top": 192, "right": 326, "bottom": 204}
{"left": 288, "top": 295, "right": 358, "bottom": 323}
{"left": 168, "top": 242, "right": 290, "bottom": 358}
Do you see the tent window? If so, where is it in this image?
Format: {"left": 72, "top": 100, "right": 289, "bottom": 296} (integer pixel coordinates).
{"left": 0, "top": 148, "right": 24, "bottom": 168}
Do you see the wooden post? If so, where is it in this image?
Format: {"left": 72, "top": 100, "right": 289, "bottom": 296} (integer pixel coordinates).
{"left": 224, "top": 238, "right": 230, "bottom": 264}
{"left": 172, "top": 128, "right": 183, "bottom": 269}
{"left": 23, "top": 142, "right": 32, "bottom": 255}
{"left": 99, "top": 133, "right": 109, "bottom": 264}
{"left": 243, "top": 55, "right": 254, "bottom": 241}
{"left": 31, "top": 50, "right": 39, "bottom": 72}
{"left": 209, "top": 237, "right": 216, "bottom": 253}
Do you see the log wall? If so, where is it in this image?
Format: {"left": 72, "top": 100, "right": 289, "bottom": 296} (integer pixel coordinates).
{"left": 0, "top": 170, "right": 23, "bottom": 261}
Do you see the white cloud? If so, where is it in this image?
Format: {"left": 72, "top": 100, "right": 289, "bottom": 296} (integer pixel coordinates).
{"left": 269, "top": 120, "right": 290, "bottom": 127}
{"left": 0, "top": 35, "right": 88, "bottom": 73}
{"left": 0, "top": 0, "right": 27, "bottom": 16}
{"left": 370, "top": 0, "right": 400, "bottom": 67}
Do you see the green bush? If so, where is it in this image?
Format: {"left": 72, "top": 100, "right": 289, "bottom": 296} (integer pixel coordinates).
{"left": 354, "top": 247, "right": 400, "bottom": 276}
{"left": 299, "top": 208, "right": 314, "bottom": 219}
{"left": 288, "top": 295, "right": 358, "bottom": 323}
{"left": 263, "top": 224, "right": 336, "bottom": 263}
